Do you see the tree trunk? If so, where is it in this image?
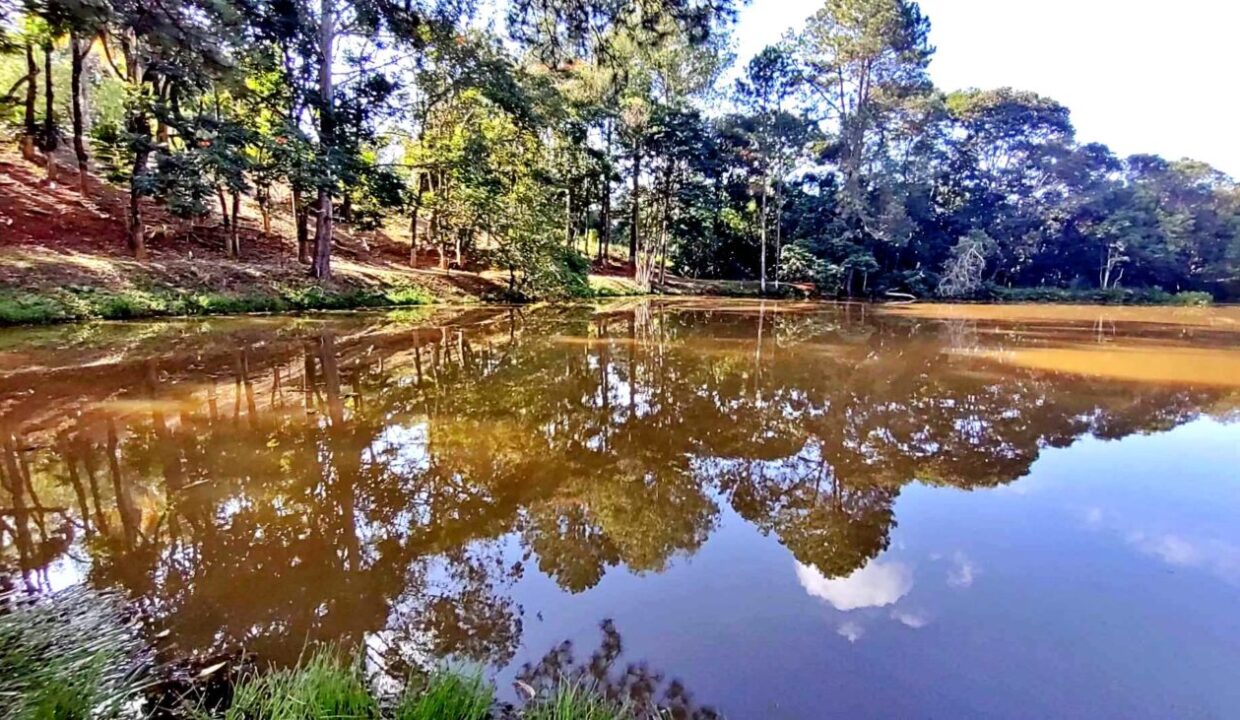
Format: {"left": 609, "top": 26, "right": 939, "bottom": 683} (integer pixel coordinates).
{"left": 260, "top": 194, "right": 272, "bottom": 239}
{"left": 600, "top": 170, "right": 611, "bottom": 264}
{"left": 41, "top": 41, "right": 57, "bottom": 184}
{"left": 21, "top": 42, "right": 37, "bottom": 161}
{"left": 310, "top": 0, "right": 336, "bottom": 279}
{"left": 70, "top": 35, "right": 90, "bottom": 196}
{"left": 773, "top": 181, "right": 783, "bottom": 289}
{"left": 217, "top": 187, "right": 231, "bottom": 229}
{"left": 759, "top": 173, "right": 768, "bottom": 294}
{"left": 228, "top": 190, "right": 241, "bottom": 257}
{"left": 409, "top": 202, "right": 419, "bottom": 266}
{"left": 127, "top": 118, "right": 150, "bottom": 259}
{"left": 293, "top": 186, "right": 310, "bottom": 263}
{"left": 629, "top": 136, "right": 641, "bottom": 270}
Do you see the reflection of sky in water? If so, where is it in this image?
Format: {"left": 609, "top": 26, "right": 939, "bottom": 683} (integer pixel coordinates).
{"left": 5, "top": 306, "right": 1240, "bottom": 719}
{"left": 498, "top": 418, "right": 1240, "bottom": 719}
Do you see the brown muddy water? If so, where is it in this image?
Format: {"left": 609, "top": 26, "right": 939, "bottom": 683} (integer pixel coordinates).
{"left": 1, "top": 300, "right": 1238, "bottom": 718}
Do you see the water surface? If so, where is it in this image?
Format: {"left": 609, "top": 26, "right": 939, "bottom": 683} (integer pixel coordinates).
{"left": 1, "top": 300, "right": 1238, "bottom": 718}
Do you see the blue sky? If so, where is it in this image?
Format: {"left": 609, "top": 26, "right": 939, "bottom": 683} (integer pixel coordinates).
{"left": 733, "top": 0, "right": 1240, "bottom": 177}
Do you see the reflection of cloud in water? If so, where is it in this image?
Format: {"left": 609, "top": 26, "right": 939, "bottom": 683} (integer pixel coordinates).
{"left": 947, "top": 551, "right": 976, "bottom": 588}
{"left": 1128, "top": 531, "right": 1240, "bottom": 585}
{"left": 891, "top": 610, "right": 930, "bottom": 628}
{"left": 837, "top": 621, "right": 865, "bottom": 643}
{"left": 796, "top": 559, "right": 914, "bottom": 611}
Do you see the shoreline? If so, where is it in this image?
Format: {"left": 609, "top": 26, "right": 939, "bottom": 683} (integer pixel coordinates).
{"left": 0, "top": 281, "right": 1218, "bottom": 327}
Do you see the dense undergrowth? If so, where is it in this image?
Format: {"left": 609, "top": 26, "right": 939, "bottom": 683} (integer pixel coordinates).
{"left": 0, "top": 588, "right": 640, "bottom": 720}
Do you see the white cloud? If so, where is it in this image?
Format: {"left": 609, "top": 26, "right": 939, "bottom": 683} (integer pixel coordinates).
{"left": 836, "top": 621, "right": 865, "bottom": 643}
{"left": 947, "top": 552, "right": 977, "bottom": 588}
{"left": 796, "top": 559, "right": 914, "bottom": 611}
{"left": 892, "top": 610, "right": 930, "bottom": 629}
{"left": 1128, "top": 532, "right": 1240, "bottom": 585}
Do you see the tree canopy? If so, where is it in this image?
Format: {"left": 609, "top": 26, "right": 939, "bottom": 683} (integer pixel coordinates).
{"left": 2, "top": 0, "right": 1237, "bottom": 300}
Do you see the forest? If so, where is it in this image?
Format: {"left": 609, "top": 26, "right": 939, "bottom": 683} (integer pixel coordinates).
{"left": 1, "top": 0, "right": 1238, "bottom": 302}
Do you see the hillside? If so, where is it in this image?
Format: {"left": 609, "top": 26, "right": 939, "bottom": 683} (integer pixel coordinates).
{"left": 0, "top": 151, "right": 528, "bottom": 323}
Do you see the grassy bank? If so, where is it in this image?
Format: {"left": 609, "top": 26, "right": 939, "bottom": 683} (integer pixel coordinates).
{"left": 0, "top": 587, "right": 643, "bottom": 720}
{"left": 0, "top": 283, "right": 436, "bottom": 325}
{"left": 983, "top": 286, "right": 1214, "bottom": 306}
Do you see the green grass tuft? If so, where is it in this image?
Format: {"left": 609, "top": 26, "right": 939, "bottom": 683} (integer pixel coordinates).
{"left": 395, "top": 669, "right": 493, "bottom": 720}
{"left": 0, "top": 587, "right": 150, "bottom": 720}
{"left": 220, "top": 648, "right": 378, "bottom": 720}
{"left": 522, "top": 681, "right": 627, "bottom": 720}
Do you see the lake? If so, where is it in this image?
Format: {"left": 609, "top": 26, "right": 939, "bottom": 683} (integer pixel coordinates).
{"left": 1, "top": 300, "right": 1238, "bottom": 719}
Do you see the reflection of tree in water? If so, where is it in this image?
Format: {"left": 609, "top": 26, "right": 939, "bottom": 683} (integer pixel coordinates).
{"left": 0, "top": 303, "right": 1235, "bottom": 669}
{"left": 511, "top": 620, "right": 719, "bottom": 720}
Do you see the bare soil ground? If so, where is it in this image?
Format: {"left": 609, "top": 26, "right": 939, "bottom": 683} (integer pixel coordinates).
{"left": 0, "top": 150, "right": 503, "bottom": 301}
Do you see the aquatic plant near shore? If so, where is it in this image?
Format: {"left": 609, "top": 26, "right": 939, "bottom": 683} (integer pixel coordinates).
{"left": 1, "top": 592, "right": 702, "bottom": 720}
{"left": 395, "top": 669, "right": 494, "bottom": 720}
{"left": 216, "top": 648, "right": 378, "bottom": 720}
{"left": 520, "top": 681, "right": 627, "bottom": 720}
{"left": 0, "top": 587, "right": 151, "bottom": 720}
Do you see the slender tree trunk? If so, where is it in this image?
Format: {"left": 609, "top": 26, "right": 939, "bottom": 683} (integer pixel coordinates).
{"left": 311, "top": 0, "right": 336, "bottom": 279}
{"left": 409, "top": 202, "right": 419, "bottom": 266}
{"left": 293, "top": 186, "right": 310, "bottom": 263}
{"left": 773, "top": 180, "right": 783, "bottom": 289}
{"left": 42, "top": 41, "right": 57, "bottom": 184}
{"left": 260, "top": 195, "right": 272, "bottom": 239}
{"left": 21, "top": 42, "right": 37, "bottom": 161}
{"left": 600, "top": 171, "right": 611, "bottom": 264}
{"left": 759, "top": 173, "right": 768, "bottom": 294}
{"left": 217, "top": 188, "right": 231, "bottom": 229}
{"left": 70, "top": 34, "right": 90, "bottom": 196}
{"left": 228, "top": 190, "right": 241, "bottom": 257}
{"left": 629, "top": 136, "right": 641, "bottom": 270}
{"left": 123, "top": 38, "right": 149, "bottom": 260}
{"left": 127, "top": 125, "right": 150, "bottom": 259}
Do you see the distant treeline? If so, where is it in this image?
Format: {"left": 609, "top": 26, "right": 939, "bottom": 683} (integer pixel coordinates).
{"left": 2, "top": 0, "right": 1236, "bottom": 300}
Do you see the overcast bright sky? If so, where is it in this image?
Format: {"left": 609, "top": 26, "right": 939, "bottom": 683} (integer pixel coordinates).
{"left": 733, "top": 0, "right": 1240, "bottom": 177}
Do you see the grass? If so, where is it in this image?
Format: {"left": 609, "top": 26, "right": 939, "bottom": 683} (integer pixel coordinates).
{"left": 219, "top": 648, "right": 378, "bottom": 720}
{"left": 522, "top": 681, "right": 627, "bottom": 720}
{"left": 0, "top": 601, "right": 643, "bottom": 720}
{"left": 0, "top": 283, "right": 435, "bottom": 326}
{"left": 395, "top": 669, "right": 493, "bottom": 720}
{"left": 0, "top": 587, "right": 150, "bottom": 720}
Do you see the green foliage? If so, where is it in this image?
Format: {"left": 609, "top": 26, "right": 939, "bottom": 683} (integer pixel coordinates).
{"left": 0, "top": 588, "right": 150, "bottom": 720}
{"left": 395, "top": 670, "right": 493, "bottom": 720}
{"left": 3, "top": 0, "right": 1236, "bottom": 302}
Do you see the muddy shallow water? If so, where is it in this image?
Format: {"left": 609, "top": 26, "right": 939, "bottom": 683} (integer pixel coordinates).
{"left": 1, "top": 300, "right": 1238, "bottom": 718}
